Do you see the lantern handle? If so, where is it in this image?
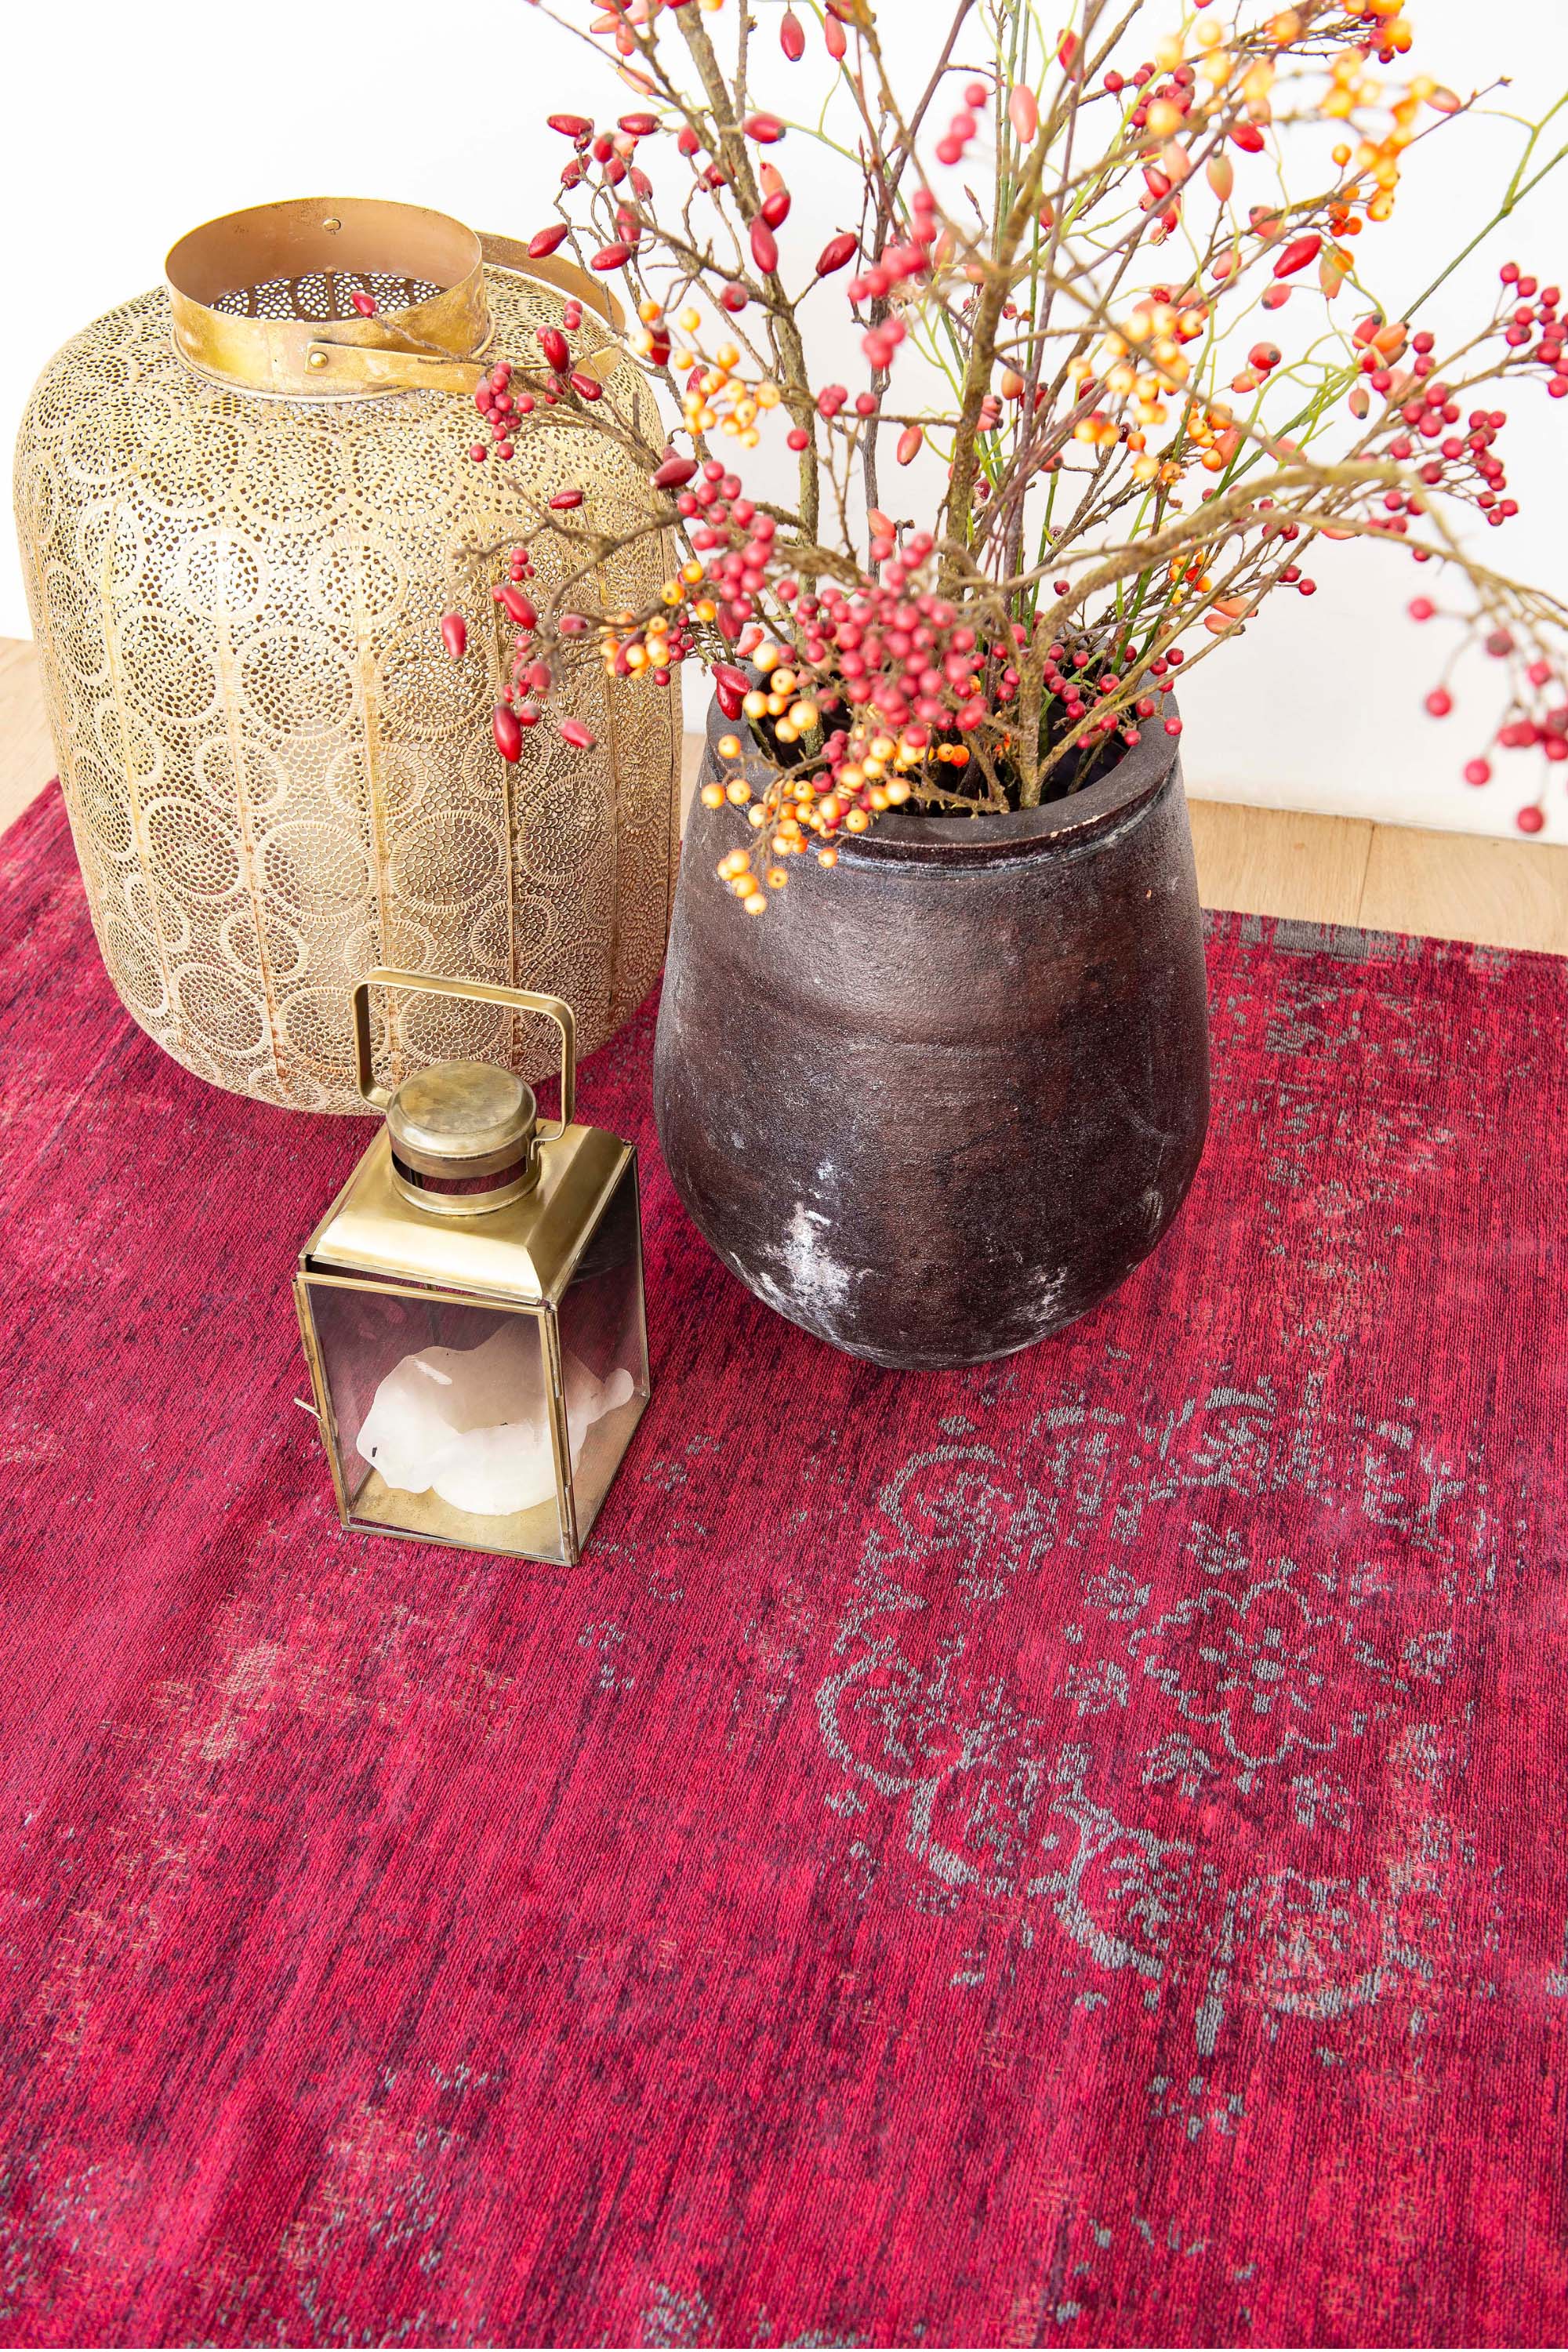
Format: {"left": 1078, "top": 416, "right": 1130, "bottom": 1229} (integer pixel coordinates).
{"left": 353, "top": 968, "right": 575, "bottom": 1139}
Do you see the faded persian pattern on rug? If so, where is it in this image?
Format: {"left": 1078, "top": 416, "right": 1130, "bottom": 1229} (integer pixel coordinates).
{"left": 2, "top": 782, "right": 1566, "bottom": 2347}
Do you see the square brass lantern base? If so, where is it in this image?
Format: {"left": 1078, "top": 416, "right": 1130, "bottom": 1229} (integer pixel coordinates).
{"left": 328, "top": 1389, "right": 649, "bottom": 1566}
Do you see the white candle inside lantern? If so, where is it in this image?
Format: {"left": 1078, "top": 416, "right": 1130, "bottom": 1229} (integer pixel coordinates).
{"left": 356, "top": 1322, "right": 633, "bottom": 1518}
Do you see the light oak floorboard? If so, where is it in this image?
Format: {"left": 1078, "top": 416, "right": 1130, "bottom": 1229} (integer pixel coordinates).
{"left": 1358, "top": 822, "right": 1568, "bottom": 957}
{"left": 1186, "top": 798, "right": 1374, "bottom": 931}
{"left": 2, "top": 642, "right": 1563, "bottom": 955}
{"left": 679, "top": 727, "right": 704, "bottom": 823}
{"left": 0, "top": 639, "right": 53, "bottom": 837}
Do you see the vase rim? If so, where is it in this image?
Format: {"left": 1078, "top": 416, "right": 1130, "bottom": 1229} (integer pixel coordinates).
{"left": 703, "top": 691, "right": 1181, "bottom": 867}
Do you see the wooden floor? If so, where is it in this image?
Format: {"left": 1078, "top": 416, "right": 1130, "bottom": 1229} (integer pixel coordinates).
{"left": 1185, "top": 798, "right": 1568, "bottom": 953}
{"left": 5, "top": 637, "right": 1565, "bottom": 954}
{"left": 0, "top": 639, "right": 56, "bottom": 841}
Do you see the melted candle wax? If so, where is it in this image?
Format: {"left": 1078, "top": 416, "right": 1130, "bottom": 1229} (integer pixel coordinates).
{"left": 356, "top": 1322, "right": 633, "bottom": 1517}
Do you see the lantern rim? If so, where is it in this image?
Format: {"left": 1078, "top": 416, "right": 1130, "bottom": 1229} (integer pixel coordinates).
{"left": 165, "top": 197, "right": 494, "bottom": 399}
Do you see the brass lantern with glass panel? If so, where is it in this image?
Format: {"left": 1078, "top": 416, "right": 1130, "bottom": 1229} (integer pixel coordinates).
{"left": 295, "top": 970, "right": 648, "bottom": 1564}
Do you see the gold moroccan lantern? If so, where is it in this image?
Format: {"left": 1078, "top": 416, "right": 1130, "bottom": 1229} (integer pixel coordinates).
{"left": 13, "top": 199, "right": 679, "bottom": 1111}
{"left": 295, "top": 969, "right": 648, "bottom": 1565}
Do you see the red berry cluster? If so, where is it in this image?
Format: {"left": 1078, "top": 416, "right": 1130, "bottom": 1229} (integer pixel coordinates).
{"left": 1401, "top": 262, "right": 1568, "bottom": 829}
{"left": 704, "top": 531, "right": 1187, "bottom": 829}
{"left": 494, "top": 544, "right": 588, "bottom": 760}
{"left": 848, "top": 214, "right": 937, "bottom": 372}
{"left": 1390, "top": 383, "right": 1515, "bottom": 531}
{"left": 470, "top": 361, "right": 530, "bottom": 465}
{"left": 466, "top": 296, "right": 599, "bottom": 465}
{"left": 789, "top": 539, "right": 1007, "bottom": 736}
{"left": 441, "top": 544, "right": 597, "bottom": 764}
{"left": 428, "top": 0, "right": 1567, "bottom": 877}
{"left": 547, "top": 108, "right": 659, "bottom": 211}
{"left": 935, "top": 79, "right": 993, "bottom": 170}
{"left": 673, "top": 462, "right": 779, "bottom": 637}
{"left": 1498, "top": 261, "right": 1567, "bottom": 395}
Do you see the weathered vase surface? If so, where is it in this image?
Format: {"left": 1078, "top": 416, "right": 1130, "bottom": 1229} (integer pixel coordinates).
{"left": 653, "top": 702, "right": 1211, "bottom": 1370}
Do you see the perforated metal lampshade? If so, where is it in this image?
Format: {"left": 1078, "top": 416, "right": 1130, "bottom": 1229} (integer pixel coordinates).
{"left": 14, "top": 198, "right": 680, "bottom": 1112}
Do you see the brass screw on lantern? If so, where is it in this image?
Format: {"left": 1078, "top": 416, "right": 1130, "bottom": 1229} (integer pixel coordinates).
{"left": 294, "top": 970, "right": 649, "bottom": 1566}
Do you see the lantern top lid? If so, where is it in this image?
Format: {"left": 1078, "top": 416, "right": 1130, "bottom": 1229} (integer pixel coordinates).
{"left": 303, "top": 966, "right": 632, "bottom": 1303}
{"left": 300, "top": 1123, "right": 633, "bottom": 1308}
{"left": 387, "top": 1059, "right": 536, "bottom": 1174}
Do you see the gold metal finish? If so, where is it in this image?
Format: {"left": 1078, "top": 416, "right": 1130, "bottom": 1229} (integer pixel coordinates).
{"left": 16, "top": 200, "right": 680, "bottom": 1112}
{"left": 162, "top": 206, "right": 626, "bottom": 401}
{"left": 166, "top": 200, "right": 493, "bottom": 401}
{"left": 387, "top": 1064, "right": 535, "bottom": 1174}
{"left": 293, "top": 971, "right": 649, "bottom": 1566}
{"left": 314, "top": 956, "right": 624, "bottom": 1289}
{"left": 353, "top": 967, "right": 575, "bottom": 1133}
{"left": 303, "top": 1123, "right": 632, "bottom": 1302}
{"left": 385, "top": 1062, "right": 539, "bottom": 1213}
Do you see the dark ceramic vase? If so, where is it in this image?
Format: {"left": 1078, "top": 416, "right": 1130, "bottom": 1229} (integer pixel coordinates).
{"left": 653, "top": 699, "right": 1210, "bottom": 1369}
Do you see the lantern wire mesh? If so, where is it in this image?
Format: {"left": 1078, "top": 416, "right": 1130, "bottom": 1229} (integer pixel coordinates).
{"left": 15, "top": 248, "right": 680, "bottom": 1111}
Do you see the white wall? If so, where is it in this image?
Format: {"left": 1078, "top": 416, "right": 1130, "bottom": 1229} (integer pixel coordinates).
{"left": 5, "top": 0, "right": 1566, "bottom": 837}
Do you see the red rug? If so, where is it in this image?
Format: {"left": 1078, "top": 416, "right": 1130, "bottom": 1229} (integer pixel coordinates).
{"left": 2, "top": 782, "right": 1566, "bottom": 2348}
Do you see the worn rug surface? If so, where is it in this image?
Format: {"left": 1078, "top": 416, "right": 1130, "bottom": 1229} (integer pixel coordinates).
{"left": 3, "top": 781, "right": 1567, "bottom": 2348}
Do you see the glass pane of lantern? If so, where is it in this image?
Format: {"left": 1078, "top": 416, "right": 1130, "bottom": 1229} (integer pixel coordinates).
{"left": 556, "top": 1161, "right": 650, "bottom": 1548}
{"left": 302, "top": 1281, "right": 568, "bottom": 1564}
